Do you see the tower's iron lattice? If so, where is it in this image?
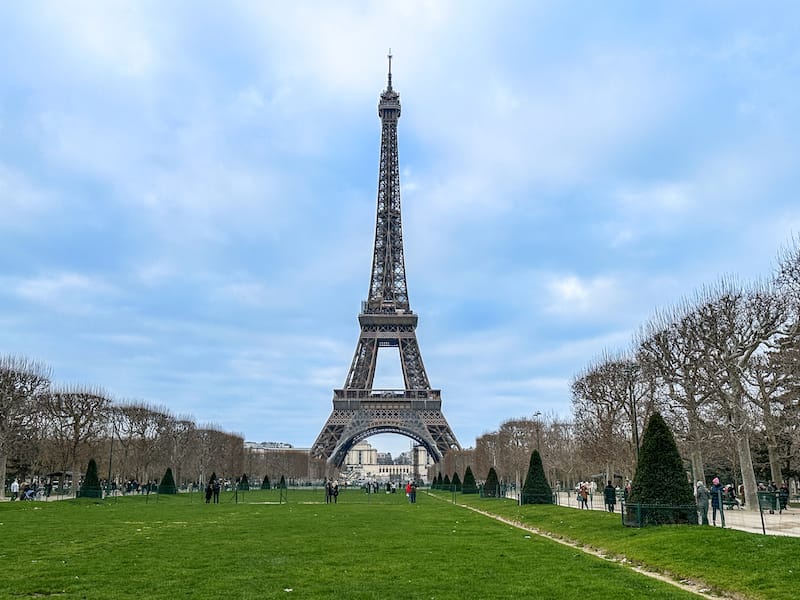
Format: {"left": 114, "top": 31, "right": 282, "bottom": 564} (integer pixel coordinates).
{"left": 311, "top": 56, "right": 461, "bottom": 468}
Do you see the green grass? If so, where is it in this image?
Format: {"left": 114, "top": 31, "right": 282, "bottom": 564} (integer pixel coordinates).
{"left": 440, "top": 491, "right": 800, "bottom": 600}
{"left": 0, "top": 489, "right": 700, "bottom": 599}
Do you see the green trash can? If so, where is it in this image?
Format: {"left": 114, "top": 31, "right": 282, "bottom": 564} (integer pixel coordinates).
{"left": 757, "top": 491, "right": 777, "bottom": 512}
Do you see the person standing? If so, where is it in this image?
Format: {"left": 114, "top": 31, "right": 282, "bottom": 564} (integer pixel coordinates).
{"left": 405, "top": 481, "right": 412, "bottom": 503}
{"left": 579, "top": 484, "right": 589, "bottom": 509}
{"left": 212, "top": 478, "right": 221, "bottom": 504}
{"left": 695, "top": 481, "right": 710, "bottom": 525}
{"left": 603, "top": 480, "right": 616, "bottom": 513}
{"left": 410, "top": 481, "right": 417, "bottom": 504}
{"left": 332, "top": 480, "right": 339, "bottom": 504}
{"left": 205, "top": 481, "right": 213, "bottom": 504}
{"left": 778, "top": 482, "right": 790, "bottom": 511}
{"left": 710, "top": 477, "right": 723, "bottom": 525}
{"left": 10, "top": 478, "right": 19, "bottom": 501}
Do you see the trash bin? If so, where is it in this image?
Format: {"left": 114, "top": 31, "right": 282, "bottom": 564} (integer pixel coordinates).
{"left": 757, "top": 491, "right": 777, "bottom": 513}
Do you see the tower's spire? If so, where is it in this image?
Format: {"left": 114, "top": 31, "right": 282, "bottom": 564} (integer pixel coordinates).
{"left": 387, "top": 48, "right": 393, "bottom": 90}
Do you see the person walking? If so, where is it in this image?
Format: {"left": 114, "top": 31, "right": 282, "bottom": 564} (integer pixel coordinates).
{"left": 579, "top": 484, "right": 589, "bottom": 509}
{"left": 710, "top": 477, "right": 723, "bottom": 526}
{"left": 695, "top": 481, "right": 710, "bottom": 525}
{"left": 603, "top": 480, "right": 616, "bottom": 513}
{"left": 10, "top": 478, "right": 19, "bottom": 501}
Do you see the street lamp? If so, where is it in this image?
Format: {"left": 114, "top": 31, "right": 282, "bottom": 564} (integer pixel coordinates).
{"left": 533, "top": 411, "right": 542, "bottom": 452}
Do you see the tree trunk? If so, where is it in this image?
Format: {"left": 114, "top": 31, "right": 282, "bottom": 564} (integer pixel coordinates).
{"left": 765, "top": 439, "right": 784, "bottom": 487}
{"left": 690, "top": 449, "right": 705, "bottom": 485}
{"left": 761, "top": 404, "right": 784, "bottom": 486}
{"left": 0, "top": 453, "right": 6, "bottom": 499}
{"left": 735, "top": 433, "right": 759, "bottom": 512}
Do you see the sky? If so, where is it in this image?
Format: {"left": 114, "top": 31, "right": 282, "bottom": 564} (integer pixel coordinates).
{"left": 2, "top": 2, "right": 800, "bottom": 459}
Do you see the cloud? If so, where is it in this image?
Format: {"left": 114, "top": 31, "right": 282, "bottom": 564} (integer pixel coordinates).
{"left": 12, "top": 272, "right": 117, "bottom": 314}
{"left": 544, "top": 274, "right": 618, "bottom": 316}
{"left": 34, "top": 2, "right": 161, "bottom": 80}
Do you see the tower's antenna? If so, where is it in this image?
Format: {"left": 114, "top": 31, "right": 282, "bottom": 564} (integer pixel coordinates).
{"left": 387, "top": 48, "right": 393, "bottom": 90}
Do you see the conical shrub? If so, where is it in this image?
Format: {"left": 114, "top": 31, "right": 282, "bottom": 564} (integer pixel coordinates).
{"left": 79, "top": 458, "right": 103, "bottom": 499}
{"left": 462, "top": 466, "right": 478, "bottom": 494}
{"left": 484, "top": 467, "right": 500, "bottom": 498}
{"left": 521, "top": 449, "right": 553, "bottom": 504}
{"left": 158, "top": 467, "right": 177, "bottom": 494}
{"left": 626, "top": 412, "right": 695, "bottom": 525}
{"left": 451, "top": 472, "right": 462, "bottom": 492}
{"left": 261, "top": 475, "right": 271, "bottom": 490}
{"left": 238, "top": 473, "right": 250, "bottom": 491}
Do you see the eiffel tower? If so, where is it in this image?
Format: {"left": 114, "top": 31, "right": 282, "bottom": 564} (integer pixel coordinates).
{"left": 311, "top": 55, "right": 461, "bottom": 468}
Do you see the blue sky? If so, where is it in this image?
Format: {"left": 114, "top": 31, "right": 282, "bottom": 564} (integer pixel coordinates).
{"left": 2, "top": 2, "right": 799, "bottom": 458}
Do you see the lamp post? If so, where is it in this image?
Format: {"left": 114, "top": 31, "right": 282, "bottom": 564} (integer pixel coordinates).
{"left": 106, "top": 419, "right": 116, "bottom": 499}
{"left": 533, "top": 411, "right": 542, "bottom": 452}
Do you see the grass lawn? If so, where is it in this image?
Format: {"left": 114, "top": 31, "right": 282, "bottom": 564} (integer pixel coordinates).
{"left": 0, "top": 489, "right": 700, "bottom": 599}
{"left": 440, "top": 491, "right": 800, "bottom": 600}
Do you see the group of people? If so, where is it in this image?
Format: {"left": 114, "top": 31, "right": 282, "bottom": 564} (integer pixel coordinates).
{"left": 695, "top": 478, "right": 793, "bottom": 524}
{"left": 8, "top": 478, "right": 48, "bottom": 501}
{"left": 325, "top": 479, "right": 339, "bottom": 504}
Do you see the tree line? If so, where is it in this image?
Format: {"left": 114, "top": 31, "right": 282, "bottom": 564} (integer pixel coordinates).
{"left": 463, "top": 238, "right": 800, "bottom": 509}
{"left": 0, "top": 357, "right": 244, "bottom": 496}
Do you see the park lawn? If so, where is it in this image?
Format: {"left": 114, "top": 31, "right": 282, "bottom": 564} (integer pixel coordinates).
{"left": 0, "top": 489, "right": 698, "bottom": 600}
{"left": 441, "top": 491, "right": 800, "bottom": 600}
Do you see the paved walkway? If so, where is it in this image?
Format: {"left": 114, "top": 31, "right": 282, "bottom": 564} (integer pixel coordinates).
{"left": 552, "top": 491, "right": 800, "bottom": 537}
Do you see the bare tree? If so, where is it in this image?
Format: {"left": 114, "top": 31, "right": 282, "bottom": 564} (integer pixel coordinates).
{"left": 572, "top": 355, "right": 639, "bottom": 483}
{"left": 637, "top": 307, "right": 715, "bottom": 483}
{"left": 687, "top": 281, "right": 789, "bottom": 511}
{"left": 112, "top": 401, "right": 171, "bottom": 484}
{"left": 495, "top": 418, "right": 537, "bottom": 484}
{"left": 162, "top": 415, "right": 196, "bottom": 487}
{"left": 546, "top": 418, "right": 580, "bottom": 490}
{"left": 42, "top": 387, "right": 111, "bottom": 484}
{"left": 0, "top": 356, "right": 50, "bottom": 496}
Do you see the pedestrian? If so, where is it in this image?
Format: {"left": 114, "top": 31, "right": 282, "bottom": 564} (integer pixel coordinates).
{"left": 332, "top": 480, "right": 339, "bottom": 504}
{"left": 695, "top": 481, "right": 709, "bottom": 525}
{"left": 325, "top": 479, "right": 332, "bottom": 504}
{"left": 213, "top": 478, "right": 222, "bottom": 504}
{"left": 778, "top": 482, "right": 789, "bottom": 511}
{"left": 10, "top": 478, "right": 19, "bottom": 501}
{"left": 603, "top": 480, "right": 616, "bottom": 513}
{"left": 710, "top": 477, "right": 723, "bottom": 525}
{"left": 205, "top": 481, "right": 213, "bottom": 504}
{"left": 405, "top": 481, "right": 412, "bottom": 503}
{"left": 410, "top": 481, "right": 417, "bottom": 504}
{"left": 579, "top": 484, "right": 589, "bottom": 509}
